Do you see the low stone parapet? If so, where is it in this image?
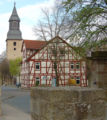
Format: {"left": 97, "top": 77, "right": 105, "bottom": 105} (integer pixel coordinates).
{"left": 0, "top": 88, "right": 1, "bottom": 115}
{"left": 31, "top": 86, "right": 106, "bottom": 120}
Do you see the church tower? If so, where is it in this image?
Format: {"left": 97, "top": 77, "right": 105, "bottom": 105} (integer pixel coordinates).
{"left": 6, "top": 3, "right": 22, "bottom": 60}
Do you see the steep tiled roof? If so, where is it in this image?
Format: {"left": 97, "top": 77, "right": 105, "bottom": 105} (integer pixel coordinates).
{"left": 26, "top": 36, "right": 74, "bottom": 62}
{"left": 23, "top": 40, "right": 46, "bottom": 50}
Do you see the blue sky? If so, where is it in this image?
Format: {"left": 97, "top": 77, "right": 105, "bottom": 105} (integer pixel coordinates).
{"left": 0, "top": 0, "right": 55, "bottom": 54}
{"left": 0, "top": 0, "right": 44, "bottom": 13}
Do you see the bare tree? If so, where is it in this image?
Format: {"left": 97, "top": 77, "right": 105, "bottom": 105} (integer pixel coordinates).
{"left": 33, "top": 5, "right": 71, "bottom": 86}
{"left": 34, "top": 5, "right": 71, "bottom": 41}
{"left": 0, "top": 59, "right": 10, "bottom": 85}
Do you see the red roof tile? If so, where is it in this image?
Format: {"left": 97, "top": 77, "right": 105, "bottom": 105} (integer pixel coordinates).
{"left": 23, "top": 40, "right": 46, "bottom": 50}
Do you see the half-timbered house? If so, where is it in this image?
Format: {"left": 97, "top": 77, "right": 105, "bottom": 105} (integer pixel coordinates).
{"left": 21, "top": 36, "right": 87, "bottom": 88}
{"left": 21, "top": 40, "right": 46, "bottom": 87}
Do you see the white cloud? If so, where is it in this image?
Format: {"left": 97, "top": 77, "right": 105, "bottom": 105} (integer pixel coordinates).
{"left": 0, "top": 0, "right": 56, "bottom": 54}
{"left": 18, "top": 0, "right": 55, "bottom": 23}
{"left": 0, "top": 13, "right": 10, "bottom": 54}
{"left": 21, "top": 24, "right": 36, "bottom": 40}
{"left": 19, "top": 0, "right": 56, "bottom": 39}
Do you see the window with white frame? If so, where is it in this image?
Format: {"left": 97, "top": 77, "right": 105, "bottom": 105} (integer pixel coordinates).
{"left": 76, "top": 62, "right": 80, "bottom": 69}
{"left": 76, "top": 76, "right": 80, "bottom": 84}
{"left": 35, "top": 62, "right": 40, "bottom": 70}
{"left": 71, "top": 62, "right": 74, "bottom": 69}
{"left": 36, "top": 77, "right": 40, "bottom": 85}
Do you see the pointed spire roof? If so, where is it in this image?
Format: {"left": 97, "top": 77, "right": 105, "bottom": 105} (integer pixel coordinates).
{"left": 7, "top": 3, "right": 22, "bottom": 40}
{"left": 9, "top": 3, "right": 20, "bottom": 21}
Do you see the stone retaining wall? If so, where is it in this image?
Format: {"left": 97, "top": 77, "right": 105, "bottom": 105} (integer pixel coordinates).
{"left": 0, "top": 88, "right": 1, "bottom": 115}
{"left": 87, "top": 51, "right": 107, "bottom": 89}
{"left": 31, "top": 87, "right": 106, "bottom": 120}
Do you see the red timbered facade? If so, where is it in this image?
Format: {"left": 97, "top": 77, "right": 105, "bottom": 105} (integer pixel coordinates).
{"left": 21, "top": 40, "right": 46, "bottom": 87}
{"left": 21, "top": 36, "right": 87, "bottom": 88}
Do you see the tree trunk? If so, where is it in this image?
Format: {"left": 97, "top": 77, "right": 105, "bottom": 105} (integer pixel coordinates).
{"left": 54, "top": 62, "right": 59, "bottom": 86}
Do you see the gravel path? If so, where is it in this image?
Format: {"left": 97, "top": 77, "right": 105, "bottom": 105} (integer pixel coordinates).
{"left": 0, "top": 86, "right": 31, "bottom": 120}
{"left": 0, "top": 103, "right": 31, "bottom": 120}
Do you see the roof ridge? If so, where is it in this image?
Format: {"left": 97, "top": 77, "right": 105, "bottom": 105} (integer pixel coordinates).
{"left": 21, "top": 39, "right": 47, "bottom": 52}
{"left": 23, "top": 40, "right": 46, "bottom": 42}
{"left": 26, "top": 36, "right": 71, "bottom": 61}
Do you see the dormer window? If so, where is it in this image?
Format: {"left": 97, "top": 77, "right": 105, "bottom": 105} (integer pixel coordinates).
{"left": 13, "top": 42, "right": 16, "bottom": 46}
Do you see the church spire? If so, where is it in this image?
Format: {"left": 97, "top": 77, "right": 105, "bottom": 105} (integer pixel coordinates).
{"left": 7, "top": 3, "right": 22, "bottom": 40}
{"left": 14, "top": 1, "right": 16, "bottom": 7}
{"left": 9, "top": 2, "right": 20, "bottom": 22}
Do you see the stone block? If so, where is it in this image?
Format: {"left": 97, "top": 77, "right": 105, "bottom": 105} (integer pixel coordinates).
{"left": 0, "top": 88, "right": 2, "bottom": 116}
{"left": 31, "top": 87, "right": 106, "bottom": 120}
